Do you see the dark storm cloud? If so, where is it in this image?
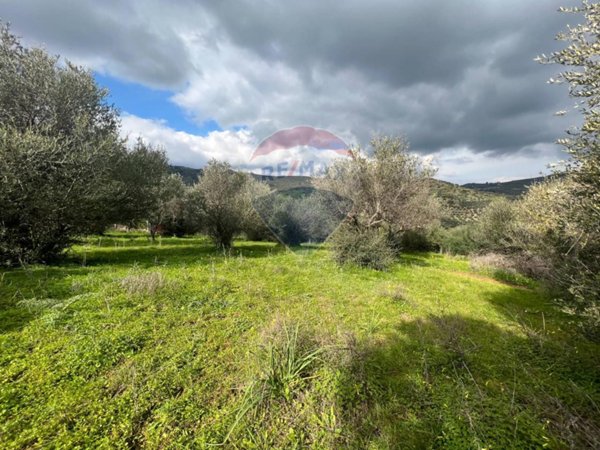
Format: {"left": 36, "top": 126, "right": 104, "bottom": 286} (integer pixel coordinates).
{"left": 198, "top": 0, "right": 573, "bottom": 155}
{"left": 201, "top": 0, "right": 569, "bottom": 87}
{"left": 0, "top": 0, "right": 577, "bottom": 162}
{"left": 0, "top": 0, "right": 194, "bottom": 88}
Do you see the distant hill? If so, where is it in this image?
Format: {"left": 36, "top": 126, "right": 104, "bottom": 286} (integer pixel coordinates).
{"left": 170, "top": 165, "right": 315, "bottom": 190}
{"left": 461, "top": 176, "right": 549, "bottom": 197}
{"left": 429, "top": 179, "right": 503, "bottom": 226}
{"left": 169, "top": 165, "right": 549, "bottom": 226}
{"left": 169, "top": 165, "right": 202, "bottom": 185}
{"left": 250, "top": 174, "right": 314, "bottom": 191}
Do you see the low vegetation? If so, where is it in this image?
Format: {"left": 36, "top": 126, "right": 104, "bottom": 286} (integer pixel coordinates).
{"left": 1, "top": 235, "right": 598, "bottom": 448}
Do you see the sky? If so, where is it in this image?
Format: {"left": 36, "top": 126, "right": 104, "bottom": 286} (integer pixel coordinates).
{"left": 0, "top": 0, "right": 580, "bottom": 183}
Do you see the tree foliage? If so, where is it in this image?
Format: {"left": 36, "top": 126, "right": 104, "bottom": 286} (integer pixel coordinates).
{"left": 534, "top": 1, "right": 600, "bottom": 334}
{"left": 189, "top": 160, "right": 270, "bottom": 249}
{"left": 318, "top": 136, "right": 439, "bottom": 234}
{"left": 0, "top": 25, "right": 167, "bottom": 264}
{"left": 253, "top": 189, "right": 351, "bottom": 246}
{"left": 317, "top": 136, "right": 440, "bottom": 267}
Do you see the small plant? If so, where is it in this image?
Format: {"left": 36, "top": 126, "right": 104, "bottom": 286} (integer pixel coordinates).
{"left": 470, "top": 253, "right": 515, "bottom": 273}
{"left": 433, "top": 224, "right": 479, "bottom": 255}
{"left": 470, "top": 253, "right": 538, "bottom": 288}
{"left": 261, "top": 324, "right": 324, "bottom": 401}
{"left": 225, "top": 320, "right": 326, "bottom": 444}
{"left": 378, "top": 283, "right": 408, "bottom": 303}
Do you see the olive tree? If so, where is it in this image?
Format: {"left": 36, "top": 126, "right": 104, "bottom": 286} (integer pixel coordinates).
{"left": 190, "top": 160, "right": 270, "bottom": 249}
{"left": 0, "top": 25, "right": 168, "bottom": 264}
{"left": 104, "top": 138, "right": 169, "bottom": 229}
{"left": 0, "top": 25, "right": 118, "bottom": 138}
{"left": 538, "top": 1, "right": 600, "bottom": 229}
{"left": 316, "top": 136, "right": 440, "bottom": 267}
{"left": 535, "top": 1, "right": 600, "bottom": 334}
{"left": 146, "top": 173, "right": 187, "bottom": 240}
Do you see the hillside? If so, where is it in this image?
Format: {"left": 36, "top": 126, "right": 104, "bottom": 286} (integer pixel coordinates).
{"left": 168, "top": 165, "right": 202, "bottom": 185}
{"left": 251, "top": 173, "right": 314, "bottom": 191}
{"left": 462, "top": 176, "right": 549, "bottom": 197}
{"left": 429, "top": 179, "right": 503, "bottom": 226}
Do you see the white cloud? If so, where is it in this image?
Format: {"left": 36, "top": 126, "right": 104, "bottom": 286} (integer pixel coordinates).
{"left": 122, "top": 113, "right": 563, "bottom": 184}
{"left": 428, "top": 143, "right": 563, "bottom": 184}
{"left": 120, "top": 114, "right": 255, "bottom": 168}
{"left": 120, "top": 115, "right": 352, "bottom": 177}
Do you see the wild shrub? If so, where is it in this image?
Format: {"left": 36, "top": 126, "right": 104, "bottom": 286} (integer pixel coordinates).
{"left": 432, "top": 224, "right": 479, "bottom": 255}
{"left": 474, "top": 198, "right": 521, "bottom": 253}
{"left": 470, "top": 253, "right": 517, "bottom": 273}
{"left": 328, "top": 222, "right": 396, "bottom": 270}
{"left": 517, "top": 179, "right": 600, "bottom": 338}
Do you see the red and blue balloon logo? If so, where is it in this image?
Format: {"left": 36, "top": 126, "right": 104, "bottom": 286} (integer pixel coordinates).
{"left": 250, "top": 126, "right": 351, "bottom": 176}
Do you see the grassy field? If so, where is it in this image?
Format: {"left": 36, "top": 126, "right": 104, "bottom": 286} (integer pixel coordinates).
{"left": 1, "top": 234, "right": 598, "bottom": 449}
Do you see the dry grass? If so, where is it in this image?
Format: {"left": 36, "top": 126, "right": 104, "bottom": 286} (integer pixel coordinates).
{"left": 120, "top": 271, "right": 166, "bottom": 295}
{"left": 470, "top": 253, "right": 517, "bottom": 274}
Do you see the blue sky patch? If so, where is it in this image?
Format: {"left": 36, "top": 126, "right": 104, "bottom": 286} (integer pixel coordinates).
{"left": 94, "top": 73, "right": 221, "bottom": 136}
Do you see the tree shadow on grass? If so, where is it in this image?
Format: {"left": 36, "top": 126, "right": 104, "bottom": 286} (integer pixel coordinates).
{"left": 0, "top": 241, "right": 285, "bottom": 333}
{"left": 341, "top": 312, "right": 600, "bottom": 449}
{"left": 68, "top": 240, "right": 284, "bottom": 268}
{"left": 0, "top": 265, "right": 95, "bottom": 333}
{"left": 398, "top": 253, "right": 433, "bottom": 267}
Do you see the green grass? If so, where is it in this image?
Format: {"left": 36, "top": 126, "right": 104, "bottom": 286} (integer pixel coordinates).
{"left": 1, "top": 234, "right": 598, "bottom": 449}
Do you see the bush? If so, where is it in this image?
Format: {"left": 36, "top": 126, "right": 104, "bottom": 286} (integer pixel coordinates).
{"left": 516, "top": 179, "right": 600, "bottom": 338}
{"left": 432, "top": 225, "right": 479, "bottom": 255}
{"left": 328, "top": 223, "right": 396, "bottom": 270}
{"left": 475, "top": 198, "right": 520, "bottom": 252}
{"left": 470, "top": 253, "right": 516, "bottom": 273}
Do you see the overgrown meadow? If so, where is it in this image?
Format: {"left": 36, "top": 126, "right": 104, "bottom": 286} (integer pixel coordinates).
{"left": 1, "top": 234, "right": 598, "bottom": 449}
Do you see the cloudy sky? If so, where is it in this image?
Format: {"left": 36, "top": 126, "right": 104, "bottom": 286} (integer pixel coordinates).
{"left": 1, "top": 0, "right": 578, "bottom": 183}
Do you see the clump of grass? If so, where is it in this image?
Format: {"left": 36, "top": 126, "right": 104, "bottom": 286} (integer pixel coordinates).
{"left": 260, "top": 321, "right": 324, "bottom": 401}
{"left": 377, "top": 283, "right": 410, "bottom": 304}
{"left": 224, "top": 320, "right": 374, "bottom": 448}
{"left": 120, "top": 271, "right": 166, "bottom": 295}
{"left": 224, "top": 320, "right": 325, "bottom": 443}
{"left": 470, "top": 253, "right": 515, "bottom": 273}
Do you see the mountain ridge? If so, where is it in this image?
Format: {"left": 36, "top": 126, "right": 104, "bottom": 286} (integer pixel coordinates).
{"left": 169, "top": 165, "right": 550, "bottom": 197}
